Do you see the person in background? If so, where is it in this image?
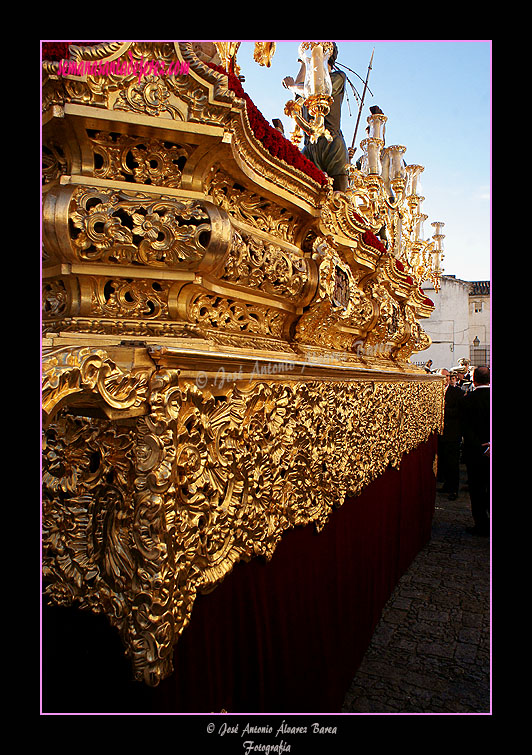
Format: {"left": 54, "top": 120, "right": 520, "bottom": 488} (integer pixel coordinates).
{"left": 424, "top": 359, "right": 433, "bottom": 373}
{"left": 453, "top": 358, "right": 473, "bottom": 392}
{"left": 437, "top": 369, "right": 464, "bottom": 500}
{"left": 461, "top": 366, "right": 490, "bottom": 536}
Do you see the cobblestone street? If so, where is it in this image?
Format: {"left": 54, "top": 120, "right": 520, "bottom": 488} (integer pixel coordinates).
{"left": 342, "top": 464, "right": 490, "bottom": 714}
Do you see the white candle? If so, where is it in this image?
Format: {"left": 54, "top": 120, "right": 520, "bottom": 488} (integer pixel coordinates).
{"left": 381, "top": 148, "right": 391, "bottom": 191}
{"left": 389, "top": 146, "right": 407, "bottom": 179}
{"left": 368, "top": 114, "right": 387, "bottom": 140}
{"left": 361, "top": 138, "right": 382, "bottom": 175}
{"left": 405, "top": 164, "right": 424, "bottom": 196}
{"left": 415, "top": 212, "right": 427, "bottom": 241}
{"left": 431, "top": 221, "right": 445, "bottom": 251}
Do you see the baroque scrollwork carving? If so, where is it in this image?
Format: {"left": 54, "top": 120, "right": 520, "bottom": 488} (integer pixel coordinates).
{"left": 42, "top": 41, "right": 443, "bottom": 690}
{"left": 183, "top": 287, "right": 290, "bottom": 340}
{"left": 42, "top": 279, "right": 70, "bottom": 319}
{"left": 43, "top": 185, "right": 232, "bottom": 273}
{"left": 393, "top": 305, "right": 432, "bottom": 360}
{"left": 221, "top": 230, "right": 312, "bottom": 305}
{"left": 320, "top": 190, "right": 371, "bottom": 240}
{"left": 205, "top": 166, "right": 302, "bottom": 244}
{"left": 88, "top": 277, "right": 171, "bottom": 320}
{"left": 42, "top": 360, "right": 443, "bottom": 686}
{"left": 114, "top": 75, "right": 185, "bottom": 120}
{"left": 295, "top": 236, "right": 376, "bottom": 350}
{"left": 69, "top": 188, "right": 209, "bottom": 267}
{"left": 87, "top": 130, "right": 195, "bottom": 187}
{"left": 42, "top": 346, "right": 151, "bottom": 426}
{"left": 42, "top": 140, "right": 67, "bottom": 185}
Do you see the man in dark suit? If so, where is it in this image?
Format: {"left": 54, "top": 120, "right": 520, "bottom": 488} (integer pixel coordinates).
{"left": 461, "top": 366, "right": 490, "bottom": 536}
{"left": 438, "top": 370, "right": 464, "bottom": 500}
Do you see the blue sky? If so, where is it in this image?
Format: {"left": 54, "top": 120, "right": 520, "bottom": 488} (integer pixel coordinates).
{"left": 235, "top": 40, "right": 491, "bottom": 283}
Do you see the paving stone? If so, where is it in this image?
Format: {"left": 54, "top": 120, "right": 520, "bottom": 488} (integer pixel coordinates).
{"left": 342, "top": 464, "right": 490, "bottom": 714}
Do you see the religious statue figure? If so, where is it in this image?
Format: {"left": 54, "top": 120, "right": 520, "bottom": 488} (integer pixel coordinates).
{"left": 283, "top": 42, "right": 349, "bottom": 192}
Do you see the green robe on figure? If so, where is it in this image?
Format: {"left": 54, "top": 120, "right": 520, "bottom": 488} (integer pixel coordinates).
{"left": 301, "top": 70, "right": 349, "bottom": 191}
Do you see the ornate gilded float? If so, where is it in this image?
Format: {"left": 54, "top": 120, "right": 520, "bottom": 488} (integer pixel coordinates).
{"left": 42, "top": 41, "right": 444, "bottom": 687}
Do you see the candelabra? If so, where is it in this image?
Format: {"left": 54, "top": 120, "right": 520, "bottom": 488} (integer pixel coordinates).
{"left": 284, "top": 42, "right": 335, "bottom": 145}
{"left": 430, "top": 221, "right": 445, "bottom": 278}
{"left": 347, "top": 110, "right": 444, "bottom": 291}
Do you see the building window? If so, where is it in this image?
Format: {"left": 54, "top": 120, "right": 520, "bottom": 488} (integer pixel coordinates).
{"left": 470, "top": 343, "right": 490, "bottom": 367}
{"left": 473, "top": 301, "right": 483, "bottom": 313}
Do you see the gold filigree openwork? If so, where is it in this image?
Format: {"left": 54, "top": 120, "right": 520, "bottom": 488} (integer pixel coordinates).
{"left": 43, "top": 184, "right": 232, "bottom": 272}
{"left": 88, "top": 130, "right": 195, "bottom": 187}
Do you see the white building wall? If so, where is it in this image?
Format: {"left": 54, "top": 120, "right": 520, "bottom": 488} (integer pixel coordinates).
{"left": 415, "top": 276, "right": 471, "bottom": 371}
{"left": 468, "top": 291, "right": 490, "bottom": 364}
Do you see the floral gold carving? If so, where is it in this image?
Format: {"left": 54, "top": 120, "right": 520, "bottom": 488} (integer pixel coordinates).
{"left": 295, "top": 237, "right": 376, "bottom": 350}
{"left": 205, "top": 166, "right": 302, "bottom": 244}
{"left": 42, "top": 358, "right": 443, "bottom": 686}
{"left": 43, "top": 185, "right": 232, "bottom": 273}
{"left": 88, "top": 130, "right": 195, "bottom": 187}
{"left": 221, "top": 231, "right": 312, "bottom": 305}
{"left": 184, "top": 288, "right": 289, "bottom": 339}
{"left": 114, "top": 75, "right": 184, "bottom": 120}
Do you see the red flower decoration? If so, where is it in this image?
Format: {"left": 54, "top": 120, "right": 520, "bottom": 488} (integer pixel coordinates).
{"left": 362, "top": 230, "right": 386, "bottom": 254}
{"left": 42, "top": 42, "right": 99, "bottom": 61}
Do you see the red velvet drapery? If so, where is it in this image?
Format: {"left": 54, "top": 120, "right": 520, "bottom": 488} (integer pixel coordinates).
{"left": 42, "top": 435, "right": 437, "bottom": 713}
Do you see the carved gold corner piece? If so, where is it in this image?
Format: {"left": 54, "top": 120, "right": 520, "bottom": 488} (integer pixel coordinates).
{"left": 214, "top": 42, "right": 241, "bottom": 75}
{"left": 42, "top": 346, "right": 151, "bottom": 427}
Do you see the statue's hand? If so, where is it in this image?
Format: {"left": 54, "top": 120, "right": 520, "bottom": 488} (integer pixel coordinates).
{"left": 283, "top": 76, "right": 295, "bottom": 89}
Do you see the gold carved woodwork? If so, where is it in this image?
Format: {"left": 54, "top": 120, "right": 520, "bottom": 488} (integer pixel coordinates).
{"left": 221, "top": 231, "right": 313, "bottom": 305}
{"left": 42, "top": 41, "right": 443, "bottom": 686}
{"left": 295, "top": 237, "right": 375, "bottom": 351}
{"left": 42, "top": 346, "right": 151, "bottom": 427}
{"left": 42, "top": 348, "right": 443, "bottom": 686}
{"left": 43, "top": 185, "right": 229, "bottom": 271}
{"left": 253, "top": 42, "right": 276, "bottom": 68}
{"left": 214, "top": 41, "right": 242, "bottom": 76}
{"left": 87, "top": 130, "right": 195, "bottom": 187}
{"left": 204, "top": 166, "right": 303, "bottom": 245}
